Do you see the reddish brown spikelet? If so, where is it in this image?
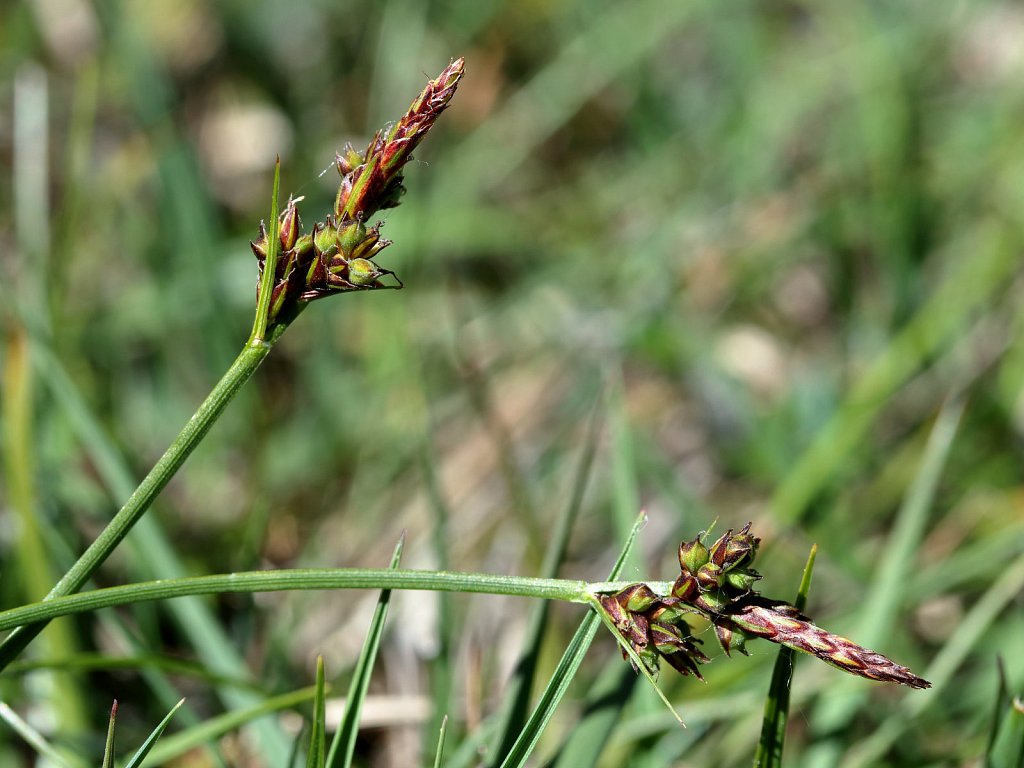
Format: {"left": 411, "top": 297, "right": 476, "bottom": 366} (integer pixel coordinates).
{"left": 598, "top": 522, "right": 931, "bottom": 691}
{"left": 383, "top": 57, "right": 465, "bottom": 170}
{"left": 250, "top": 59, "right": 463, "bottom": 330}
{"left": 340, "top": 57, "right": 465, "bottom": 220}
{"left": 728, "top": 602, "right": 931, "bottom": 689}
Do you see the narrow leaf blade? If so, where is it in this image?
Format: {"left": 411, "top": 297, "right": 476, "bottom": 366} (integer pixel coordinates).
{"left": 144, "top": 688, "right": 318, "bottom": 766}
{"left": 124, "top": 697, "right": 185, "bottom": 768}
{"left": 489, "top": 406, "right": 601, "bottom": 765}
{"left": 496, "top": 511, "right": 648, "bottom": 768}
{"left": 102, "top": 700, "right": 118, "bottom": 768}
{"left": 0, "top": 701, "right": 76, "bottom": 768}
{"left": 326, "top": 537, "right": 405, "bottom": 768}
{"left": 305, "top": 657, "right": 328, "bottom": 768}
{"left": 432, "top": 714, "right": 449, "bottom": 768}
{"left": 754, "top": 543, "right": 817, "bottom": 768}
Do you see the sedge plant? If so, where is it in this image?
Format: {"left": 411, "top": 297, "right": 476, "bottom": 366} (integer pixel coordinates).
{"left": 0, "top": 57, "right": 935, "bottom": 765}
{"left": 0, "top": 58, "right": 466, "bottom": 672}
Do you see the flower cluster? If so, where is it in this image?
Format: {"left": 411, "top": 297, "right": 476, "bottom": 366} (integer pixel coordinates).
{"left": 598, "top": 524, "right": 931, "bottom": 689}
{"left": 250, "top": 58, "right": 465, "bottom": 329}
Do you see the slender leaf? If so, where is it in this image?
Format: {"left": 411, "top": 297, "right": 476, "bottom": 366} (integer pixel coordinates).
{"left": 326, "top": 537, "right": 405, "bottom": 768}
{"left": 143, "top": 687, "right": 319, "bottom": 766}
{"left": 102, "top": 700, "right": 118, "bottom": 768}
{"left": 496, "top": 512, "right": 648, "bottom": 768}
{"left": 306, "top": 657, "right": 327, "bottom": 768}
{"left": 421, "top": 447, "right": 456, "bottom": 752}
{"left": 608, "top": 381, "right": 659, "bottom": 768}
{"left": 609, "top": 379, "right": 642, "bottom": 569}
{"left": 489, "top": 404, "right": 602, "bottom": 765}
{"left": 0, "top": 701, "right": 77, "bottom": 768}
{"left": 432, "top": 715, "right": 449, "bottom": 768}
{"left": 445, "top": 713, "right": 500, "bottom": 768}
{"left": 547, "top": 663, "right": 636, "bottom": 768}
{"left": 987, "top": 697, "right": 1024, "bottom": 768}
{"left": 251, "top": 157, "right": 281, "bottom": 343}
{"left": 754, "top": 544, "right": 817, "bottom": 768}
{"left": 124, "top": 698, "right": 185, "bottom": 768}
{"left": 985, "top": 659, "right": 1011, "bottom": 762}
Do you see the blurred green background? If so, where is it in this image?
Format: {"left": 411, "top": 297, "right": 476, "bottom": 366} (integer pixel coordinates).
{"left": 2, "top": 0, "right": 1024, "bottom": 765}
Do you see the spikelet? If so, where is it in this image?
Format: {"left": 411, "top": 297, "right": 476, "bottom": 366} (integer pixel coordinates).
{"left": 596, "top": 523, "right": 931, "bottom": 689}
{"left": 250, "top": 59, "right": 465, "bottom": 328}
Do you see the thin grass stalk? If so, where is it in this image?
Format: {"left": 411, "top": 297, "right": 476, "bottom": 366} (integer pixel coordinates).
{"left": 0, "top": 331, "right": 285, "bottom": 670}
{"left": 0, "top": 570, "right": 593, "bottom": 632}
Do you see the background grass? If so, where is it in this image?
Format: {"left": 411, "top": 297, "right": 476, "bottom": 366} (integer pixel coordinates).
{"left": 2, "top": 0, "right": 1024, "bottom": 765}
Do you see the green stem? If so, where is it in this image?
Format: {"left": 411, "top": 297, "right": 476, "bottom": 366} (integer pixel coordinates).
{"left": 0, "top": 570, "right": 611, "bottom": 632}
{"left": 0, "top": 328, "right": 287, "bottom": 670}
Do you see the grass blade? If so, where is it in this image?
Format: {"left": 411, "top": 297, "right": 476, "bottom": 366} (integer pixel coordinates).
{"left": 143, "top": 687, "right": 320, "bottom": 766}
{"left": 102, "top": 700, "right": 118, "bottom": 768}
{"left": 496, "top": 512, "right": 648, "bottom": 768}
{"left": 488, "top": 405, "right": 602, "bottom": 765}
{"left": 0, "top": 701, "right": 77, "bottom": 768}
{"left": 495, "top": 610, "right": 601, "bottom": 768}
{"left": 987, "top": 697, "right": 1024, "bottom": 768}
{"left": 985, "top": 659, "right": 1011, "bottom": 762}
{"left": 609, "top": 380, "right": 642, "bottom": 570}
{"left": 326, "top": 537, "right": 405, "bottom": 768}
{"left": 754, "top": 543, "right": 817, "bottom": 768}
{"left": 432, "top": 715, "right": 449, "bottom": 768}
{"left": 123, "top": 697, "right": 185, "bottom": 768}
{"left": 250, "top": 157, "right": 281, "bottom": 343}
{"left": 444, "top": 714, "right": 500, "bottom": 768}
{"left": 547, "top": 664, "right": 636, "bottom": 768}
{"left": 607, "top": 380, "right": 660, "bottom": 768}
{"left": 306, "top": 657, "right": 327, "bottom": 768}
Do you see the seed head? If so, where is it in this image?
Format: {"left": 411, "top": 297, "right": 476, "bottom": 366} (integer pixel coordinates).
{"left": 728, "top": 601, "right": 931, "bottom": 689}
{"left": 251, "top": 59, "right": 463, "bottom": 329}
{"left": 597, "top": 522, "right": 931, "bottom": 690}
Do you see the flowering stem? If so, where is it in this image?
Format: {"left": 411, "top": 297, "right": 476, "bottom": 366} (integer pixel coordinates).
{"left": 0, "top": 61, "right": 463, "bottom": 670}
{"left": 0, "top": 570, "right": 598, "bottom": 631}
{"left": 0, "top": 326, "right": 289, "bottom": 670}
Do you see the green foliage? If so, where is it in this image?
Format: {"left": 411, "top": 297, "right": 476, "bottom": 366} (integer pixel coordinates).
{"left": 306, "top": 658, "right": 327, "bottom": 768}
{"left": 326, "top": 539, "right": 404, "bottom": 768}
{"left": 121, "top": 699, "right": 185, "bottom": 768}
{"left": 2, "top": 1, "right": 1024, "bottom": 766}
{"left": 755, "top": 544, "right": 817, "bottom": 768}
